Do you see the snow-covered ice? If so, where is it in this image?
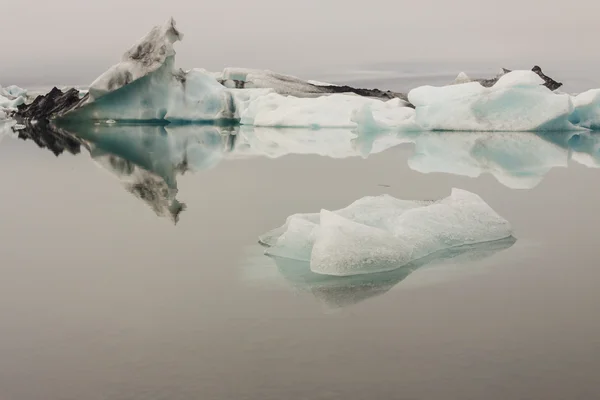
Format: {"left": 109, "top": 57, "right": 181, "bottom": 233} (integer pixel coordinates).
{"left": 260, "top": 189, "right": 513, "bottom": 276}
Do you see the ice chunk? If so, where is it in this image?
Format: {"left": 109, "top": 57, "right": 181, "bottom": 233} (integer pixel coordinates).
{"left": 64, "top": 66, "right": 234, "bottom": 122}
{"left": 88, "top": 18, "right": 183, "bottom": 101}
{"left": 220, "top": 68, "right": 329, "bottom": 96}
{"left": 1, "top": 85, "right": 28, "bottom": 99}
{"left": 453, "top": 72, "right": 471, "bottom": 84}
{"left": 1, "top": 84, "right": 28, "bottom": 118}
{"left": 408, "top": 71, "right": 577, "bottom": 131}
{"left": 240, "top": 92, "right": 414, "bottom": 129}
{"left": 351, "top": 100, "right": 418, "bottom": 133}
{"left": 570, "top": 89, "right": 600, "bottom": 131}
{"left": 219, "top": 68, "right": 407, "bottom": 100}
{"left": 261, "top": 189, "right": 513, "bottom": 276}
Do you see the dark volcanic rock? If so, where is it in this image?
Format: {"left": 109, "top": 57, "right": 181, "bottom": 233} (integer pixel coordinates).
{"left": 16, "top": 87, "right": 82, "bottom": 121}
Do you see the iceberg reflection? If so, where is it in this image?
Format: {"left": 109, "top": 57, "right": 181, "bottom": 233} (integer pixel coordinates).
{"left": 249, "top": 237, "right": 515, "bottom": 309}
{"left": 5, "top": 121, "right": 600, "bottom": 221}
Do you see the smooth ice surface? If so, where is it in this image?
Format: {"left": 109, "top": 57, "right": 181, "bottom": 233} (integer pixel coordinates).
{"left": 261, "top": 189, "right": 512, "bottom": 276}
{"left": 408, "top": 71, "right": 577, "bottom": 131}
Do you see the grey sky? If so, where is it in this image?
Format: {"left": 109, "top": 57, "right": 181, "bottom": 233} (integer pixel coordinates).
{"left": 1, "top": 0, "right": 599, "bottom": 86}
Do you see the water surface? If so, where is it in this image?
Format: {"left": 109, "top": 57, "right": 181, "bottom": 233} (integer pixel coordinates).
{"left": 1, "top": 82, "right": 600, "bottom": 399}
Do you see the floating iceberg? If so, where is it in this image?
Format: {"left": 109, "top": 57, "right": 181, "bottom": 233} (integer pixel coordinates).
{"left": 20, "top": 18, "right": 410, "bottom": 127}
{"left": 0, "top": 84, "right": 28, "bottom": 120}
{"left": 13, "top": 18, "right": 598, "bottom": 132}
{"left": 218, "top": 67, "right": 407, "bottom": 100}
{"left": 240, "top": 93, "right": 415, "bottom": 129}
{"left": 569, "top": 89, "right": 600, "bottom": 131}
{"left": 409, "top": 71, "right": 577, "bottom": 131}
{"left": 260, "top": 189, "right": 513, "bottom": 276}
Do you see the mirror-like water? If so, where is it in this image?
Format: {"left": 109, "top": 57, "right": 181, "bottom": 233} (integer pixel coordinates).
{"left": 1, "top": 99, "right": 600, "bottom": 399}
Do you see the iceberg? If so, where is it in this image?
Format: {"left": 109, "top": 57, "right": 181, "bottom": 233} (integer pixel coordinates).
{"left": 87, "top": 18, "right": 183, "bottom": 101}
{"left": 11, "top": 18, "right": 600, "bottom": 132}
{"left": 218, "top": 67, "right": 407, "bottom": 100}
{"left": 451, "top": 66, "right": 562, "bottom": 91}
{"left": 260, "top": 189, "right": 513, "bottom": 276}
{"left": 240, "top": 93, "right": 415, "bottom": 129}
{"left": 569, "top": 89, "right": 600, "bottom": 131}
{"left": 1, "top": 84, "right": 28, "bottom": 120}
{"left": 409, "top": 71, "right": 577, "bottom": 131}
{"left": 18, "top": 18, "right": 411, "bottom": 126}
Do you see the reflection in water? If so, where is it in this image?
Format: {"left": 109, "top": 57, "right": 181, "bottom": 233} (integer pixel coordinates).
{"left": 247, "top": 237, "right": 516, "bottom": 309}
{"left": 4, "top": 120, "right": 600, "bottom": 221}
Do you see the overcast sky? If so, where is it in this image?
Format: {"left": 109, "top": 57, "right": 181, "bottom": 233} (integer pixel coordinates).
{"left": 1, "top": 0, "right": 599, "bottom": 86}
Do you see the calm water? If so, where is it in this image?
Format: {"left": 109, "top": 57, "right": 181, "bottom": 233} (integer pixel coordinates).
{"left": 1, "top": 71, "right": 600, "bottom": 399}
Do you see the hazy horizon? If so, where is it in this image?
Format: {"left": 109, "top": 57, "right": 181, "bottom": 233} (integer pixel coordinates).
{"left": 2, "top": 0, "right": 599, "bottom": 86}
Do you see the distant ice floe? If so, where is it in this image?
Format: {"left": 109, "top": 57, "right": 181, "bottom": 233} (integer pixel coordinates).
{"left": 9, "top": 18, "right": 600, "bottom": 131}
{"left": 260, "top": 189, "right": 513, "bottom": 277}
{"left": 0, "top": 84, "right": 28, "bottom": 120}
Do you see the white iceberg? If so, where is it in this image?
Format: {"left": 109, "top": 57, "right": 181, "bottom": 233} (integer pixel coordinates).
{"left": 261, "top": 189, "right": 513, "bottom": 276}
{"left": 52, "top": 18, "right": 414, "bottom": 127}
{"left": 60, "top": 19, "right": 235, "bottom": 122}
{"left": 219, "top": 68, "right": 328, "bottom": 95}
{"left": 240, "top": 93, "right": 415, "bottom": 129}
{"left": 1, "top": 84, "right": 28, "bottom": 119}
{"left": 570, "top": 89, "right": 600, "bottom": 131}
{"left": 408, "top": 71, "right": 578, "bottom": 131}
{"left": 14, "top": 18, "right": 597, "bottom": 132}
{"left": 87, "top": 17, "right": 183, "bottom": 101}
